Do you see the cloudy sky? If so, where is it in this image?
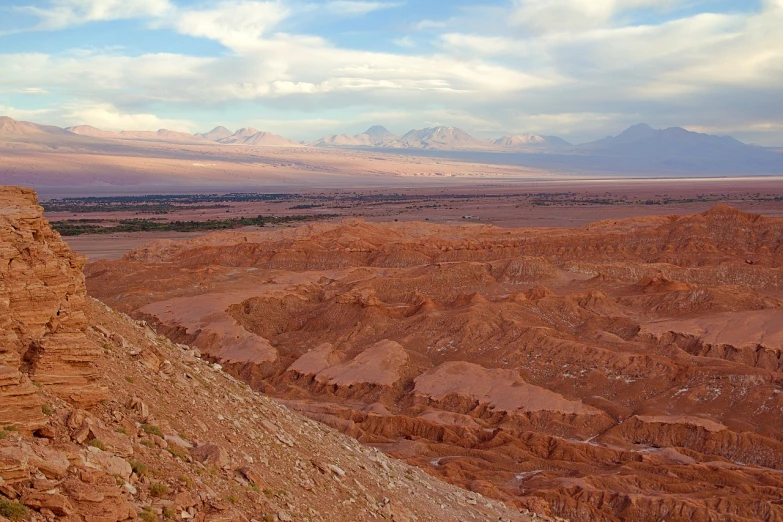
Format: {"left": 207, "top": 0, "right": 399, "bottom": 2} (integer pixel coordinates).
{"left": 0, "top": 0, "right": 781, "bottom": 144}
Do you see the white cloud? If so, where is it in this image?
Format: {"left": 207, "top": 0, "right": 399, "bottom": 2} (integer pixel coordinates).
{"left": 322, "top": 1, "right": 403, "bottom": 16}
{"left": 63, "top": 102, "right": 194, "bottom": 131}
{"left": 393, "top": 36, "right": 415, "bottom": 48}
{"left": 168, "top": 1, "right": 290, "bottom": 51}
{"left": 18, "top": 0, "right": 173, "bottom": 30}
{"left": 510, "top": 0, "right": 681, "bottom": 33}
{"left": 1, "top": 0, "right": 782, "bottom": 144}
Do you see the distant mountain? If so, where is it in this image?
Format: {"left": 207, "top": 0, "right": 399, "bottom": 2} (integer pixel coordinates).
{"left": 311, "top": 134, "right": 371, "bottom": 147}
{"left": 217, "top": 128, "right": 302, "bottom": 147}
{"left": 362, "top": 125, "right": 395, "bottom": 140}
{"left": 65, "top": 125, "right": 117, "bottom": 138}
{"left": 196, "top": 126, "right": 233, "bottom": 142}
{"left": 67, "top": 125, "right": 208, "bottom": 143}
{"left": 239, "top": 131, "right": 303, "bottom": 147}
{"left": 218, "top": 127, "right": 259, "bottom": 144}
{"left": 579, "top": 123, "right": 747, "bottom": 154}
{"left": 399, "top": 126, "right": 487, "bottom": 149}
{"left": 493, "top": 134, "right": 571, "bottom": 149}
{"left": 311, "top": 125, "right": 398, "bottom": 148}
{"left": 2, "top": 116, "right": 72, "bottom": 137}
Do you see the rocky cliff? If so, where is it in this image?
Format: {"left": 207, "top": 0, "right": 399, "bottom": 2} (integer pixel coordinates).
{"left": 0, "top": 187, "right": 104, "bottom": 433}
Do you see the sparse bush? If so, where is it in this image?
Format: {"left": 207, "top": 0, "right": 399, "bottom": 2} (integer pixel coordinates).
{"left": 162, "top": 506, "right": 176, "bottom": 519}
{"left": 149, "top": 482, "right": 169, "bottom": 498}
{"left": 0, "top": 431, "right": 6, "bottom": 440}
{"left": 4, "top": 425, "right": 17, "bottom": 432}
{"left": 130, "top": 460, "right": 148, "bottom": 476}
{"left": 88, "top": 438, "right": 106, "bottom": 451}
{"left": 41, "top": 403, "right": 53, "bottom": 416}
{"left": 116, "top": 426, "right": 129, "bottom": 435}
{"left": 142, "top": 423, "right": 163, "bottom": 437}
{"left": 0, "top": 499, "right": 28, "bottom": 520}
{"left": 125, "top": 376, "right": 135, "bottom": 383}
{"left": 138, "top": 508, "right": 157, "bottom": 522}
{"left": 226, "top": 493, "right": 238, "bottom": 504}
{"left": 141, "top": 440, "right": 155, "bottom": 448}
{"left": 167, "top": 445, "right": 188, "bottom": 460}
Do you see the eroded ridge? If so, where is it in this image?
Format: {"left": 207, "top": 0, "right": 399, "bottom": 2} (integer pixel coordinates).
{"left": 87, "top": 205, "right": 783, "bottom": 521}
{"left": 0, "top": 185, "right": 535, "bottom": 522}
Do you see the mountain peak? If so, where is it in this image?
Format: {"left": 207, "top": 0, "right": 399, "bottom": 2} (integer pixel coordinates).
{"left": 195, "top": 126, "right": 233, "bottom": 141}
{"left": 617, "top": 123, "right": 656, "bottom": 139}
{"left": 362, "top": 125, "right": 394, "bottom": 138}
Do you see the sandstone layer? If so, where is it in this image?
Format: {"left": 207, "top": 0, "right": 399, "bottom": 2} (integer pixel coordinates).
{"left": 86, "top": 204, "right": 783, "bottom": 521}
{"left": 0, "top": 186, "right": 536, "bottom": 522}
{"left": 0, "top": 186, "right": 105, "bottom": 433}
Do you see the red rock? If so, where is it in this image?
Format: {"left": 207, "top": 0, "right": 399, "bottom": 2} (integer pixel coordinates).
{"left": 1, "top": 187, "right": 105, "bottom": 433}
{"left": 190, "top": 443, "right": 228, "bottom": 468}
{"left": 21, "top": 491, "right": 74, "bottom": 516}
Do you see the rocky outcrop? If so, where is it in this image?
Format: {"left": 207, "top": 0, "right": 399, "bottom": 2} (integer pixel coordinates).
{"left": 0, "top": 186, "right": 104, "bottom": 432}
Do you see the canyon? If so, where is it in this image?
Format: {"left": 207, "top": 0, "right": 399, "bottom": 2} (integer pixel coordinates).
{"left": 83, "top": 202, "right": 783, "bottom": 521}
{"left": 0, "top": 185, "right": 533, "bottom": 522}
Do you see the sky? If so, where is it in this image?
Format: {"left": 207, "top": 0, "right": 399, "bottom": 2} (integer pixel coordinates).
{"left": 0, "top": 0, "right": 781, "bottom": 145}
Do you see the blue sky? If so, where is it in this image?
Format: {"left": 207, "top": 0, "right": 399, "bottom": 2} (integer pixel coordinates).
{"left": 0, "top": 0, "right": 781, "bottom": 144}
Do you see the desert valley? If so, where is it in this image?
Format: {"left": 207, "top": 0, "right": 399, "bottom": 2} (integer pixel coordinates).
{"left": 2, "top": 113, "right": 783, "bottom": 521}
{"left": 2, "top": 1, "right": 783, "bottom": 520}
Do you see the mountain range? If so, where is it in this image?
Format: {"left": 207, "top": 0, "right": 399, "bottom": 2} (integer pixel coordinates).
{"left": 2, "top": 115, "right": 782, "bottom": 175}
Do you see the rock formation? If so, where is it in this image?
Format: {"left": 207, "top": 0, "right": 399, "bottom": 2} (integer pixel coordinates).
{"left": 86, "top": 206, "right": 783, "bottom": 521}
{"left": 0, "top": 187, "right": 105, "bottom": 433}
{"left": 0, "top": 185, "right": 534, "bottom": 522}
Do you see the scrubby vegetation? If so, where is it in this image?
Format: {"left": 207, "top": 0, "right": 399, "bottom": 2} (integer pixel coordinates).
{"left": 51, "top": 214, "right": 338, "bottom": 236}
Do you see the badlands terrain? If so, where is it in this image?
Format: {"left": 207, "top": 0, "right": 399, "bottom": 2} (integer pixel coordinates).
{"left": 83, "top": 200, "right": 783, "bottom": 521}
{"left": 0, "top": 185, "right": 535, "bottom": 521}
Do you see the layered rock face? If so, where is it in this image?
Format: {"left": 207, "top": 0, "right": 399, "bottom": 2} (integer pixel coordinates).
{"left": 1, "top": 185, "right": 532, "bottom": 521}
{"left": 87, "top": 206, "right": 783, "bottom": 521}
{"left": 0, "top": 186, "right": 104, "bottom": 432}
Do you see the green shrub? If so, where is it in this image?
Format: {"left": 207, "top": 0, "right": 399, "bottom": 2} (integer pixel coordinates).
{"left": 0, "top": 499, "right": 28, "bottom": 520}
{"left": 149, "top": 482, "right": 169, "bottom": 498}
{"left": 41, "top": 403, "right": 53, "bottom": 416}
{"left": 167, "top": 445, "right": 188, "bottom": 460}
{"left": 162, "top": 506, "right": 176, "bottom": 519}
{"left": 130, "top": 460, "right": 148, "bottom": 476}
{"left": 125, "top": 376, "right": 135, "bottom": 383}
{"left": 138, "top": 509, "right": 157, "bottom": 522}
{"left": 0, "top": 431, "right": 6, "bottom": 440}
{"left": 142, "top": 424, "right": 163, "bottom": 437}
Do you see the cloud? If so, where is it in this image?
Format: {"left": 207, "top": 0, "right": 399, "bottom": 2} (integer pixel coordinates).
{"left": 62, "top": 102, "right": 195, "bottom": 131}
{"left": 510, "top": 0, "right": 681, "bottom": 34}
{"left": 17, "top": 0, "right": 173, "bottom": 30}
{"left": 393, "top": 36, "right": 415, "bottom": 48}
{"left": 322, "top": 1, "right": 403, "bottom": 16}
{"left": 1, "top": 0, "right": 781, "bottom": 144}
{"left": 167, "top": 1, "right": 290, "bottom": 51}
{"left": 20, "top": 87, "right": 49, "bottom": 95}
